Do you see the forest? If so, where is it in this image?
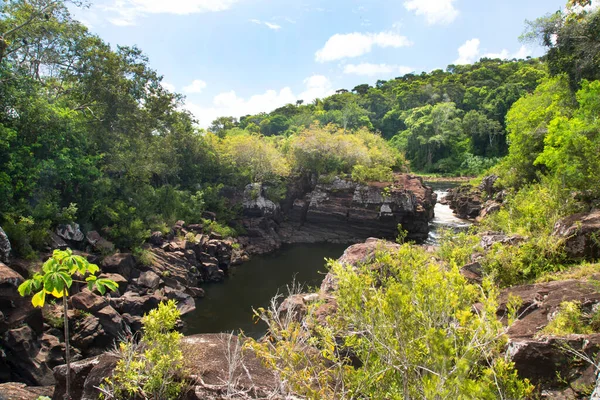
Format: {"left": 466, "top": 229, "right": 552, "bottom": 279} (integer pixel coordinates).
{"left": 3, "top": 0, "right": 592, "bottom": 258}
{"left": 3, "top": 0, "right": 600, "bottom": 398}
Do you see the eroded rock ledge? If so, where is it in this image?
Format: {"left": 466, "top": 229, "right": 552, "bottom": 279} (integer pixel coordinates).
{"left": 239, "top": 174, "right": 435, "bottom": 254}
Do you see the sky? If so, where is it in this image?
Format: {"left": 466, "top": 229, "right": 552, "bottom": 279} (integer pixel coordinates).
{"left": 71, "top": 0, "right": 571, "bottom": 127}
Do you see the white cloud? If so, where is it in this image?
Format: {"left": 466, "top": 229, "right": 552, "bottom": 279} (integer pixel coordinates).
{"left": 404, "top": 0, "right": 459, "bottom": 25}
{"left": 264, "top": 22, "right": 282, "bottom": 30}
{"left": 455, "top": 39, "right": 533, "bottom": 65}
{"left": 102, "top": 0, "right": 240, "bottom": 25}
{"left": 315, "top": 32, "right": 412, "bottom": 63}
{"left": 343, "top": 63, "right": 413, "bottom": 77}
{"left": 183, "top": 79, "right": 207, "bottom": 94}
{"left": 184, "top": 76, "right": 334, "bottom": 128}
{"left": 454, "top": 38, "right": 480, "bottom": 65}
{"left": 162, "top": 82, "right": 176, "bottom": 92}
{"left": 249, "top": 19, "right": 282, "bottom": 30}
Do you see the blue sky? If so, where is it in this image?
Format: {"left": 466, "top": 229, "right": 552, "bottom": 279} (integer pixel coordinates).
{"left": 73, "top": 0, "right": 569, "bottom": 127}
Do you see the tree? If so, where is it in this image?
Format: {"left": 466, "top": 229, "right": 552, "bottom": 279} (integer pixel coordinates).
{"left": 209, "top": 116, "right": 238, "bottom": 137}
{"left": 18, "top": 249, "right": 117, "bottom": 400}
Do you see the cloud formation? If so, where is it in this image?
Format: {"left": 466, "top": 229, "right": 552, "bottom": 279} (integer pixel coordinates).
{"left": 185, "top": 75, "right": 334, "bottom": 128}
{"left": 315, "top": 32, "right": 412, "bottom": 63}
{"left": 404, "top": 0, "right": 459, "bottom": 25}
{"left": 250, "top": 19, "right": 282, "bottom": 30}
{"left": 454, "top": 39, "right": 532, "bottom": 65}
{"left": 103, "top": 0, "right": 240, "bottom": 25}
{"left": 343, "top": 63, "right": 414, "bottom": 77}
{"left": 183, "top": 79, "right": 207, "bottom": 94}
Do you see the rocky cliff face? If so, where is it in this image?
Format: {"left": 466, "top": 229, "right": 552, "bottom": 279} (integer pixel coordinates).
{"left": 239, "top": 174, "right": 436, "bottom": 254}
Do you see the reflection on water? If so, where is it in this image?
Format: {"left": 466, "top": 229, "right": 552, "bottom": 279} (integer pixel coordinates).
{"left": 425, "top": 182, "right": 472, "bottom": 245}
{"left": 182, "top": 243, "right": 348, "bottom": 336}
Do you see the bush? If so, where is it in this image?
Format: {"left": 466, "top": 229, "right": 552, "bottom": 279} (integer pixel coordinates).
{"left": 249, "top": 245, "right": 533, "bottom": 399}
{"left": 541, "top": 301, "right": 593, "bottom": 336}
{"left": 102, "top": 300, "right": 186, "bottom": 400}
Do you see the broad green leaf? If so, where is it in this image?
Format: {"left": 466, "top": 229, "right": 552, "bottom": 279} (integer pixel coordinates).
{"left": 18, "top": 280, "right": 34, "bottom": 296}
{"left": 87, "top": 263, "right": 100, "bottom": 275}
{"left": 97, "top": 278, "right": 118, "bottom": 293}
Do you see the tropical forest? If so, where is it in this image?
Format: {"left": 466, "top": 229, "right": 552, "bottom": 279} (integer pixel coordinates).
{"left": 1, "top": 0, "right": 600, "bottom": 398}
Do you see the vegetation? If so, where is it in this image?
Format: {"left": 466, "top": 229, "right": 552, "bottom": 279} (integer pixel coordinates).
{"left": 18, "top": 249, "right": 118, "bottom": 400}
{"left": 101, "top": 300, "right": 186, "bottom": 400}
{"left": 249, "top": 245, "right": 534, "bottom": 399}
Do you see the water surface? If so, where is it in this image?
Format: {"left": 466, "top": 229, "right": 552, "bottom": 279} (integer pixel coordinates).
{"left": 425, "top": 181, "right": 473, "bottom": 245}
{"left": 183, "top": 243, "right": 349, "bottom": 336}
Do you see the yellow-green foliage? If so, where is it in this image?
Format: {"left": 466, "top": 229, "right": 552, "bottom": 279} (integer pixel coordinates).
{"left": 103, "top": 300, "right": 185, "bottom": 400}
{"left": 288, "top": 125, "right": 405, "bottom": 178}
{"left": 249, "top": 245, "right": 533, "bottom": 399}
{"left": 541, "top": 301, "right": 593, "bottom": 336}
{"left": 219, "top": 132, "right": 290, "bottom": 183}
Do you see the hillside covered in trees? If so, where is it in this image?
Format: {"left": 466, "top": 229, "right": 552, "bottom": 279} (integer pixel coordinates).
{"left": 0, "top": 0, "right": 565, "bottom": 258}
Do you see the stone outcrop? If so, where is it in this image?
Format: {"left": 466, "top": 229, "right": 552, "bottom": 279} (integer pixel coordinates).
{"left": 445, "top": 175, "right": 504, "bottom": 220}
{"left": 0, "top": 382, "right": 53, "bottom": 400}
{"left": 497, "top": 278, "right": 600, "bottom": 396}
{"left": 240, "top": 174, "right": 435, "bottom": 254}
{"left": 553, "top": 210, "right": 600, "bottom": 261}
{"left": 0, "top": 227, "right": 10, "bottom": 264}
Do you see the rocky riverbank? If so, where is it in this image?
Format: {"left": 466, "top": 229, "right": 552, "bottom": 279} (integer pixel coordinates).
{"left": 0, "top": 173, "right": 436, "bottom": 397}
{"left": 239, "top": 173, "right": 435, "bottom": 254}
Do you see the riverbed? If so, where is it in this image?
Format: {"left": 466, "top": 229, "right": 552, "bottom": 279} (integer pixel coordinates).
{"left": 183, "top": 181, "right": 470, "bottom": 336}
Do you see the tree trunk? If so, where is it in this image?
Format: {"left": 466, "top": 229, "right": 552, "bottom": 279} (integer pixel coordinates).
{"left": 63, "top": 290, "right": 71, "bottom": 400}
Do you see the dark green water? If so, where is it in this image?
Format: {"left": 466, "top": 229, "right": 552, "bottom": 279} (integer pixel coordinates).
{"left": 182, "top": 243, "right": 349, "bottom": 337}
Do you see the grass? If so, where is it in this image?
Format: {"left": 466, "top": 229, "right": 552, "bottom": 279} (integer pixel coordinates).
{"left": 536, "top": 262, "right": 600, "bottom": 283}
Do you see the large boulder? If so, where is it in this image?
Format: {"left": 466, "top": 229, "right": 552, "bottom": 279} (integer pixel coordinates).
{"left": 0, "top": 262, "right": 41, "bottom": 335}
{"left": 0, "top": 383, "right": 53, "bottom": 400}
{"left": 85, "top": 231, "right": 114, "bottom": 253}
{"left": 0, "top": 227, "right": 10, "bottom": 264}
{"left": 55, "top": 223, "right": 84, "bottom": 244}
{"left": 553, "top": 210, "right": 600, "bottom": 261}
{"left": 70, "top": 290, "right": 107, "bottom": 314}
{"left": 182, "top": 334, "right": 278, "bottom": 398}
{"left": 445, "top": 184, "right": 483, "bottom": 219}
{"left": 101, "top": 253, "right": 138, "bottom": 279}
{"left": 243, "top": 183, "right": 281, "bottom": 219}
{"left": 52, "top": 353, "right": 119, "bottom": 400}
{"left": 1, "top": 326, "right": 56, "bottom": 385}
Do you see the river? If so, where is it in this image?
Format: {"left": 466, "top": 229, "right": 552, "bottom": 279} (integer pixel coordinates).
{"left": 182, "top": 181, "right": 470, "bottom": 336}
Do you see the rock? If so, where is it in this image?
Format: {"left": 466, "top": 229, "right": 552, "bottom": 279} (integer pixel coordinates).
{"left": 2, "top": 325, "right": 55, "bottom": 385}
{"left": 445, "top": 185, "right": 483, "bottom": 219}
{"left": 71, "top": 314, "right": 103, "bottom": 350}
{"left": 138, "top": 270, "right": 162, "bottom": 289}
{"left": 460, "top": 262, "right": 483, "bottom": 284}
{"left": 553, "top": 210, "right": 600, "bottom": 261}
{"left": 0, "top": 383, "right": 54, "bottom": 400}
{"left": 121, "top": 313, "right": 143, "bottom": 332}
{"left": 187, "top": 223, "right": 203, "bottom": 232}
{"left": 144, "top": 248, "right": 200, "bottom": 288}
{"left": 98, "top": 273, "right": 128, "bottom": 295}
{"left": 498, "top": 278, "right": 600, "bottom": 339}
{"left": 479, "top": 232, "right": 525, "bottom": 251}
{"left": 162, "top": 287, "right": 196, "bottom": 316}
{"left": 55, "top": 223, "right": 84, "bottom": 243}
{"left": 0, "top": 263, "right": 41, "bottom": 335}
{"left": 277, "top": 293, "right": 320, "bottom": 322}
{"left": 95, "top": 305, "right": 125, "bottom": 338}
{"left": 182, "top": 334, "right": 277, "bottom": 397}
{"left": 209, "top": 232, "right": 223, "bottom": 240}
{"left": 48, "top": 232, "right": 68, "bottom": 251}
{"left": 70, "top": 290, "right": 107, "bottom": 313}
{"left": 173, "top": 220, "right": 186, "bottom": 232}
{"left": 201, "top": 263, "right": 224, "bottom": 283}
{"left": 101, "top": 253, "right": 137, "bottom": 279}
{"left": 52, "top": 353, "right": 119, "bottom": 400}
{"left": 148, "top": 231, "right": 164, "bottom": 246}
{"left": 186, "top": 286, "right": 205, "bottom": 298}
{"left": 508, "top": 335, "right": 600, "bottom": 393}
{"left": 114, "top": 292, "right": 164, "bottom": 316}
{"left": 243, "top": 183, "right": 281, "bottom": 219}
{"left": 85, "top": 231, "right": 114, "bottom": 253}
{"left": 476, "top": 200, "right": 501, "bottom": 222}
{"left": 0, "top": 227, "right": 10, "bottom": 264}
{"left": 478, "top": 174, "right": 499, "bottom": 197}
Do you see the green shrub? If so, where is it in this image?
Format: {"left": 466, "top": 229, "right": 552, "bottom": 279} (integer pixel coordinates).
{"left": 541, "top": 301, "right": 593, "bottom": 336}
{"left": 133, "top": 247, "right": 156, "bottom": 267}
{"left": 351, "top": 164, "right": 393, "bottom": 183}
{"left": 249, "top": 245, "right": 533, "bottom": 399}
{"left": 102, "top": 300, "right": 186, "bottom": 399}
{"left": 202, "top": 218, "right": 237, "bottom": 238}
